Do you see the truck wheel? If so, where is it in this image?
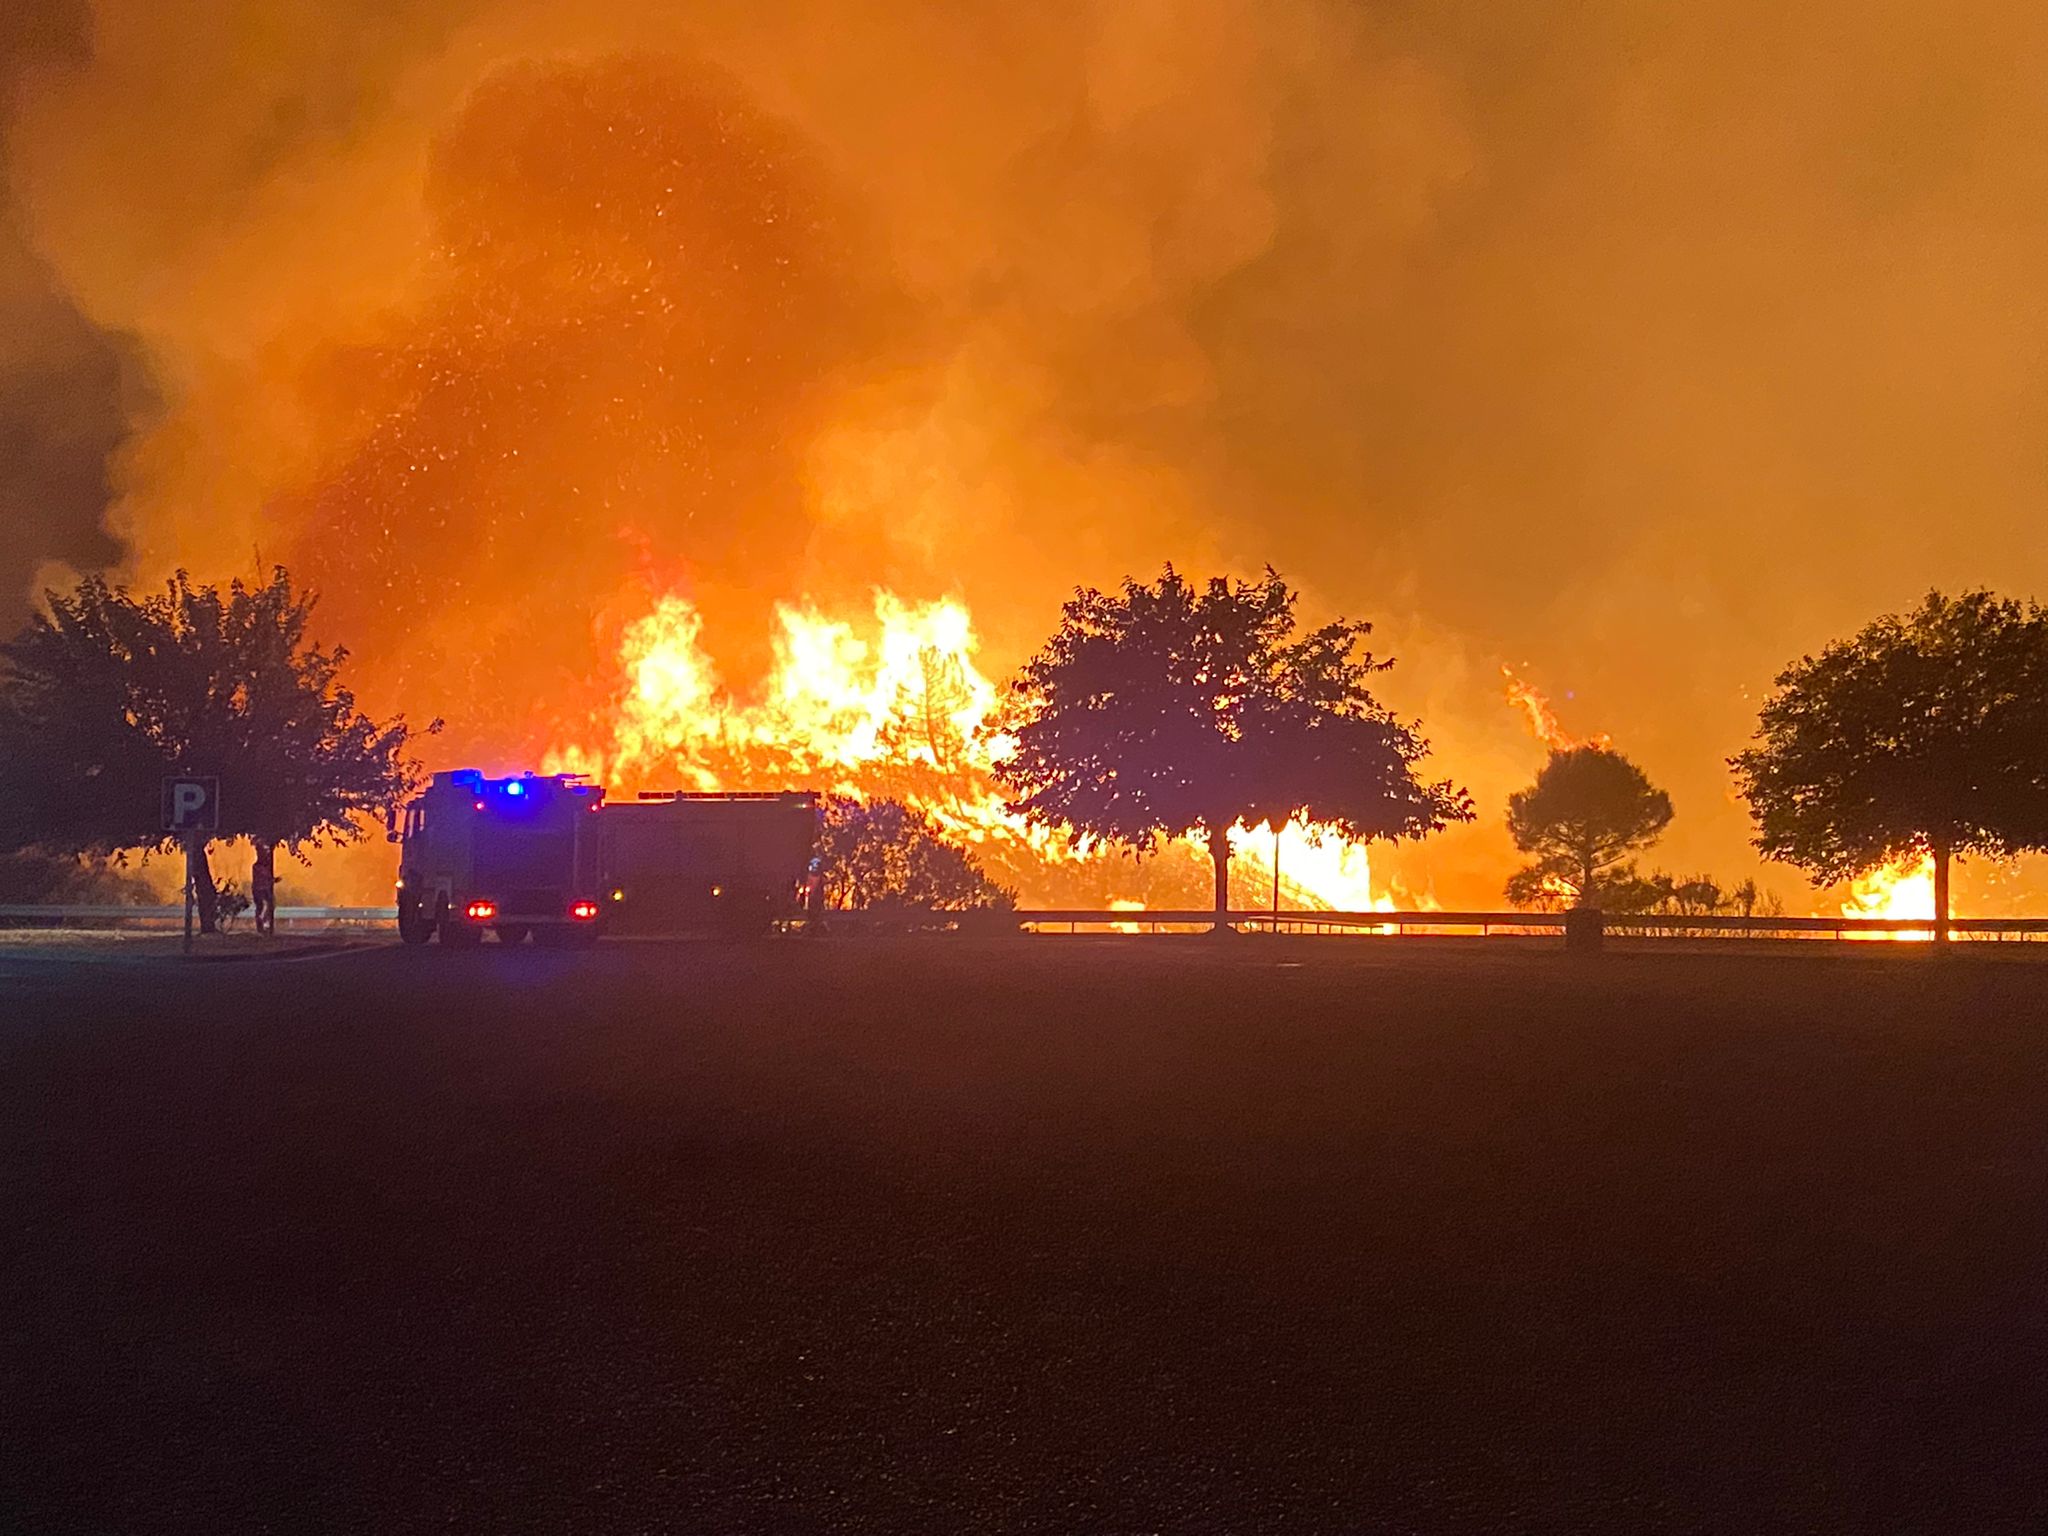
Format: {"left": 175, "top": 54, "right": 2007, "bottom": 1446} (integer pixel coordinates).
{"left": 397, "top": 895, "right": 433, "bottom": 946}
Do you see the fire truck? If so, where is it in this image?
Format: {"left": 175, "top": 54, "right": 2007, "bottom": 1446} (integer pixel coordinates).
{"left": 394, "top": 770, "right": 608, "bottom": 947}
{"left": 600, "top": 791, "right": 820, "bottom": 935}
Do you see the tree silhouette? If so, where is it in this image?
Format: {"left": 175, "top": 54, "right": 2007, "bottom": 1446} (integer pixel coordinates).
{"left": 0, "top": 568, "right": 432, "bottom": 931}
{"left": 1732, "top": 590, "right": 2048, "bottom": 939}
{"left": 815, "top": 795, "right": 1015, "bottom": 912}
{"left": 907, "top": 646, "right": 972, "bottom": 770}
{"left": 876, "top": 644, "right": 974, "bottom": 782}
{"left": 995, "top": 567, "right": 1471, "bottom": 925}
{"left": 1506, "top": 746, "right": 1674, "bottom": 908}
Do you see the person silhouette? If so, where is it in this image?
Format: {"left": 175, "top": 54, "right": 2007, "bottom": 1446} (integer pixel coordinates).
{"left": 251, "top": 844, "right": 277, "bottom": 935}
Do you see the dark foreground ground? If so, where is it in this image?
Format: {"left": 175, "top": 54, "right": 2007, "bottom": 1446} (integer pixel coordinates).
{"left": 4, "top": 939, "right": 2047, "bottom": 1534}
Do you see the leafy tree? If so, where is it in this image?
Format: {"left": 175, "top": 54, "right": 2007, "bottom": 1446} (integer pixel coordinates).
{"left": 0, "top": 567, "right": 432, "bottom": 931}
{"left": 1506, "top": 746, "right": 1673, "bottom": 908}
{"left": 995, "top": 567, "right": 1471, "bottom": 924}
{"left": 1732, "top": 590, "right": 2048, "bottom": 938}
{"left": 816, "top": 795, "right": 1015, "bottom": 912}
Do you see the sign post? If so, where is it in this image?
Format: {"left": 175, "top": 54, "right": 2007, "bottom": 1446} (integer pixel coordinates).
{"left": 162, "top": 777, "right": 221, "bottom": 956}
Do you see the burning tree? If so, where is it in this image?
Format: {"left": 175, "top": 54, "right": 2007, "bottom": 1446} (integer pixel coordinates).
{"left": 1505, "top": 746, "right": 1674, "bottom": 909}
{"left": 1732, "top": 590, "right": 2048, "bottom": 940}
{"left": 0, "top": 568, "right": 432, "bottom": 931}
{"left": 994, "top": 567, "right": 1471, "bottom": 926}
{"left": 879, "top": 645, "right": 975, "bottom": 773}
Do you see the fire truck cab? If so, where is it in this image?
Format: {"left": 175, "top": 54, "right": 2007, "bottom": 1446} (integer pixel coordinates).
{"left": 395, "top": 770, "right": 607, "bottom": 947}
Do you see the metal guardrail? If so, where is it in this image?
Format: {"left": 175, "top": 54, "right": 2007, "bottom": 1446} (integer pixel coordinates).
{"left": 0, "top": 905, "right": 396, "bottom": 927}
{"left": 5, "top": 905, "right": 2047, "bottom": 942}
{"left": 1014, "top": 908, "right": 1562, "bottom": 934}
{"left": 1600, "top": 913, "right": 2048, "bottom": 937}
{"left": 1005, "top": 909, "right": 2048, "bottom": 940}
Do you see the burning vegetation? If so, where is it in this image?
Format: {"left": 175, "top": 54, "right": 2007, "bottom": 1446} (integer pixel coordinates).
{"left": 543, "top": 582, "right": 1416, "bottom": 911}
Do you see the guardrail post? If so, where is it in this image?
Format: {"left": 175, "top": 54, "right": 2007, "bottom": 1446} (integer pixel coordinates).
{"left": 1565, "top": 906, "right": 1604, "bottom": 954}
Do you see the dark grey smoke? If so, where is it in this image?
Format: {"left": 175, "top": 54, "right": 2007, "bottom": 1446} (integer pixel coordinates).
{"left": 0, "top": 1, "right": 150, "bottom": 633}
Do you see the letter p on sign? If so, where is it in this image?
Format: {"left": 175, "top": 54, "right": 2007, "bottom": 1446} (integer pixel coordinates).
{"left": 162, "top": 776, "right": 221, "bottom": 833}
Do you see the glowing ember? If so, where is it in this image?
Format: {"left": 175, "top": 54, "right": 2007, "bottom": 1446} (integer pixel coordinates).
{"left": 1502, "top": 665, "right": 1612, "bottom": 751}
{"left": 1839, "top": 856, "right": 1937, "bottom": 939}
{"left": 552, "top": 588, "right": 1399, "bottom": 910}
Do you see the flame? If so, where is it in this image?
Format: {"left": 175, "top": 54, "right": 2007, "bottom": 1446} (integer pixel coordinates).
{"left": 1109, "top": 897, "right": 1147, "bottom": 933}
{"left": 551, "top": 591, "right": 998, "bottom": 795}
{"left": 553, "top": 587, "right": 1400, "bottom": 911}
{"left": 1237, "top": 821, "right": 1384, "bottom": 912}
{"left": 1839, "top": 855, "right": 1937, "bottom": 939}
{"left": 1502, "top": 665, "right": 1612, "bottom": 751}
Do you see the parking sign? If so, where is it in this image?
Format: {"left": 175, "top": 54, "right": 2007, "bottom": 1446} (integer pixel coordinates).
{"left": 161, "top": 776, "right": 221, "bottom": 834}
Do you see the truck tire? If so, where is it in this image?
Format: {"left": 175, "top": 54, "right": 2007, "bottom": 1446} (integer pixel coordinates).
{"left": 397, "top": 894, "right": 433, "bottom": 946}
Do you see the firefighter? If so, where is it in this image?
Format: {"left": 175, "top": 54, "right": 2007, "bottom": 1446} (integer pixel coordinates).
{"left": 805, "top": 852, "right": 827, "bottom": 933}
{"left": 251, "top": 843, "right": 277, "bottom": 935}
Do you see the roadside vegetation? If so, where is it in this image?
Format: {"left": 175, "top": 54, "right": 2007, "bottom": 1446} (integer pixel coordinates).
{"left": 815, "top": 795, "right": 1015, "bottom": 914}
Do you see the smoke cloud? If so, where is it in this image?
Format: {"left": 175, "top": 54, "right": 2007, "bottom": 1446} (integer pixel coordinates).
{"left": 0, "top": 1, "right": 152, "bottom": 633}
{"left": 9, "top": 0, "right": 2048, "bottom": 901}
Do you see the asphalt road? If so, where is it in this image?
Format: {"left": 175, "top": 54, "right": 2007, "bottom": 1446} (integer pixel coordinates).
{"left": 4, "top": 938, "right": 2047, "bottom": 1533}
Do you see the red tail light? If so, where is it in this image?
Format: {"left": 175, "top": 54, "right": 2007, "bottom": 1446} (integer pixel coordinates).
{"left": 466, "top": 900, "right": 497, "bottom": 921}
{"left": 569, "top": 900, "right": 600, "bottom": 921}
